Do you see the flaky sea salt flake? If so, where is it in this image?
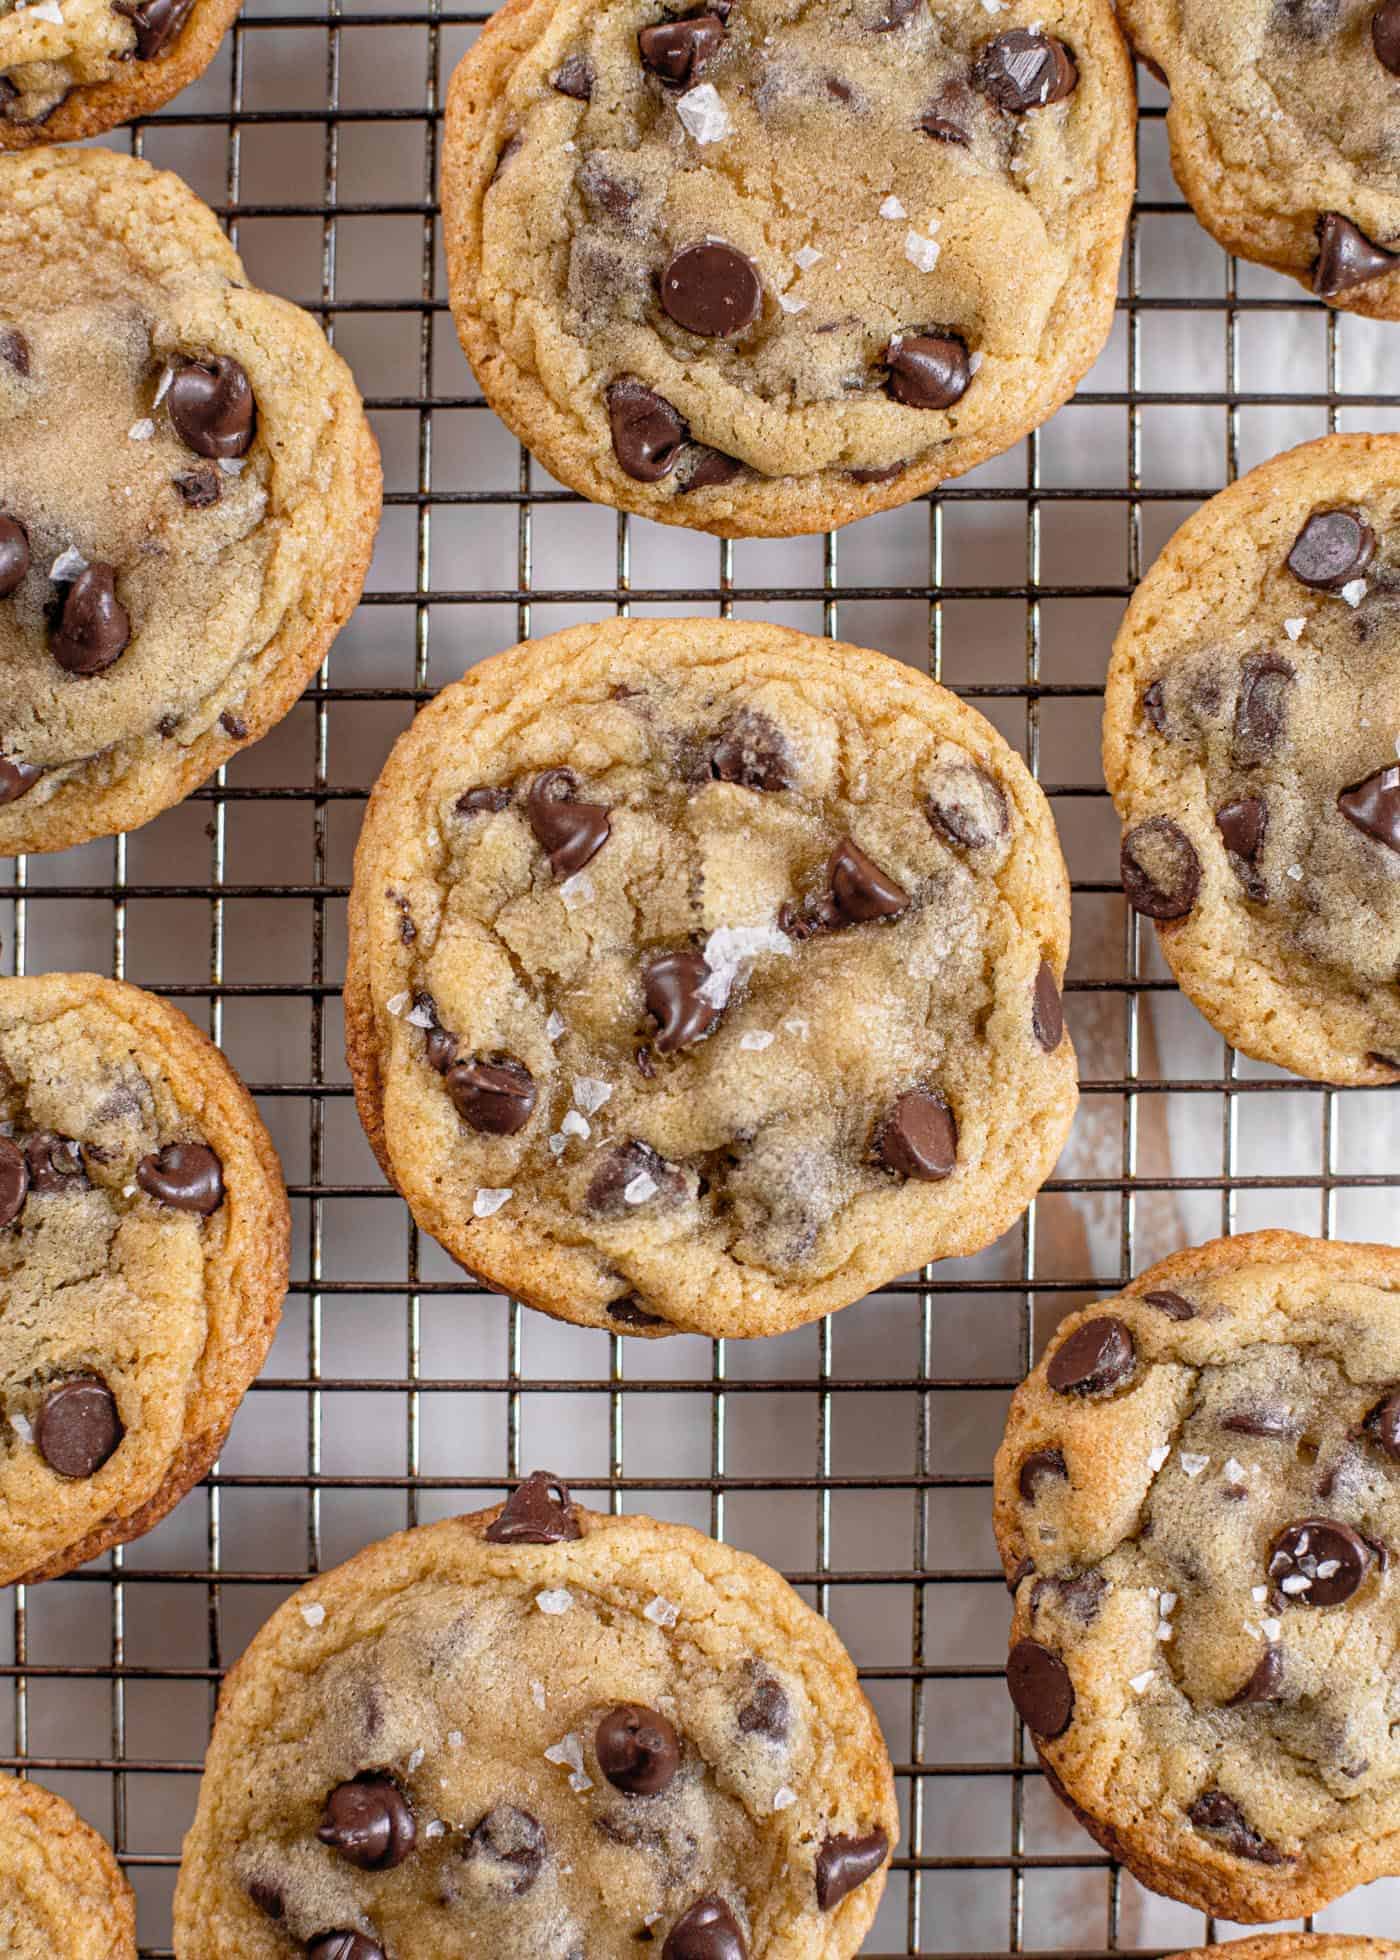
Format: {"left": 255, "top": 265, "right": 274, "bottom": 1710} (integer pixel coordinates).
{"left": 386, "top": 991, "right": 410, "bottom": 1017}
{"left": 1261, "top": 1617, "right": 1282, "bottom": 1641}
{"left": 1340, "top": 578, "right": 1367, "bottom": 608}
{"left": 1316, "top": 1558, "right": 1341, "bottom": 1578}
{"left": 50, "top": 547, "right": 87, "bottom": 581}
{"left": 128, "top": 418, "right": 155, "bottom": 441}
{"left": 772, "top": 1785, "right": 797, "bottom": 1811}
{"left": 548, "top": 1133, "right": 568, "bottom": 1157}
{"left": 644, "top": 1594, "right": 680, "bottom": 1627}
{"left": 1252, "top": 1585, "right": 1268, "bottom": 1602}
{"left": 531, "top": 1679, "right": 547, "bottom": 1709}
{"left": 1147, "top": 1443, "right": 1171, "bottom": 1473}
{"left": 300, "top": 1602, "right": 326, "bottom": 1629}
{"left": 1128, "top": 1669, "right": 1155, "bottom": 1693}
{"left": 1180, "top": 1452, "right": 1209, "bottom": 1477}
{"left": 536, "top": 1587, "right": 574, "bottom": 1615}
{"left": 404, "top": 1000, "right": 435, "bottom": 1029}
{"left": 561, "top": 1109, "right": 590, "bottom": 1141}
{"left": 624, "top": 1172, "right": 659, "bottom": 1206}
{"left": 778, "top": 294, "right": 808, "bottom": 315}
{"left": 406, "top": 1747, "right": 425, "bottom": 1773}
{"left": 1223, "top": 1458, "right": 1247, "bottom": 1482}
{"left": 572, "top": 1076, "right": 613, "bottom": 1115}
{"left": 559, "top": 871, "right": 594, "bottom": 911}
{"left": 446, "top": 1730, "right": 464, "bottom": 1749}
{"left": 31, "top": 1, "right": 63, "bottom": 24}
{"left": 677, "top": 82, "right": 731, "bottom": 143}
{"left": 739, "top": 1030, "right": 774, "bottom": 1051}
{"left": 544, "top": 1732, "right": 593, "bottom": 1793}
{"left": 1286, "top": 863, "right": 1304, "bottom": 882}
{"left": 546, "top": 1009, "right": 566, "bottom": 1042}
{"left": 783, "top": 1016, "right": 810, "bottom": 1038}
{"left": 794, "top": 245, "right": 824, "bottom": 270}
{"left": 904, "top": 229, "right": 941, "bottom": 273}
{"left": 1284, "top": 616, "right": 1306, "bottom": 641}
{"left": 879, "top": 195, "right": 906, "bottom": 219}
{"left": 1280, "top": 1573, "right": 1311, "bottom": 1595}
{"left": 218, "top": 457, "right": 247, "bottom": 477}
{"left": 698, "top": 922, "right": 793, "bottom": 1009}
{"left": 473, "top": 1186, "right": 513, "bottom": 1218}
{"left": 153, "top": 366, "right": 175, "bottom": 408}
{"left": 10, "top": 1412, "right": 32, "bottom": 1444}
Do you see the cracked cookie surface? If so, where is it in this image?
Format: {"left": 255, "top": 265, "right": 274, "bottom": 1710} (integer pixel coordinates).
{"left": 0, "top": 971, "right": 288, "bottom": 1585}
{"left": 1104, "top": 434, "right": 1400, "bottom": 1086}
{"left": 345, "top": 617, "right": 1077, "bottom": 1339}
{"left": 0, "top": 148, "right": 381, "bottom": 857}
{"left": 994, "top": 1230, "right": 1400, "bottom": 1922}
{"left": 173, "top": 1476, "right": 897, "bottom": 1959}
{"left": 1119, "top": 0, "right": 1400, "bottom": 315}
{"left": 1170, "top": 1944, "right": 1399, "bottom": 1960}
{"left": 0, "top": 0, "right": 239, "bottom": 147}
{"left": 441, "top": 0, "right": 1134, "bottom": 536}
{"left": 0, "top": 1772, "right": 135, "bottom": 1958}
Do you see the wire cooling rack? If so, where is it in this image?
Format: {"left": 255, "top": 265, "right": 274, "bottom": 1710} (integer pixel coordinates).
{"left": 3, "top": 7, "right": 1400, "bottom": 1953}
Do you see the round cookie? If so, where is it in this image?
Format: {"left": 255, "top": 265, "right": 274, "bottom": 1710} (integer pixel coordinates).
{"left": 0, "top": 0, "right": 239, "bottom": 148}
{"left": 0, "top": 971, "right": 289, "bottom": 1586}
{"left": 0, "top": 148, "right": 382, "bottom": 858}
{"left": 1103, "top": 433, "right": 1400, "bottom": 1086}
{"left": 993, "top": 1229, "right": 1400, "bottom": 1922}
{"left": 1118, "top": 0, "right": 1400, "bottom": 316}
{"left": 0, "top": 1773, "right": 136, "bottom": 1957}
{"left": 173, "top": 1472, "right": 898, "bottom": 1958}
{"left": 440, "top": 0, "right": 1135, "bottom": 537}
{"left": 1171, "top": 1944, "right": 1400, "bottom": 1960}
{"left": 345, "top": 617, "right": 1077, "bottom": 1339}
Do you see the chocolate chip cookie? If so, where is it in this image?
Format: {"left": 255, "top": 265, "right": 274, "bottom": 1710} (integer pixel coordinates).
{"left": 0, "top": 0, "right": 239, "bottom": 146}
{"left": 994, "top": 1229, "right": 1400, "bottom": 1922}
{"left": 1172, "top": 1943, "right": 1399, "bottom": 1960}
{"left": 345, "top": 617, "right": 1077, "bottom": 1339}
{"left": 0, "top": 147, "right": 381, "bottom": 858}
{"left": 1103, "top": 433, "right": 1400, "bottom": 1086}
{"left": 173, "top": 1472, "right": 898, "bottom": 1958}
{"left": 0, "top": 971, "right": 289, "bottom": 1585}
{"left": 440, "top": 0, "right": 1135, "bottom": 537}
{"left": 1118, "top": 0, "right": 1400, "bottom": 315}
{"left": 0, "top": 1772, "right": 136, "bottom": 1957}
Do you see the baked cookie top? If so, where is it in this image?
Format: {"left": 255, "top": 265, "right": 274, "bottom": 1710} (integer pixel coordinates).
{"left": 0, "top": 1773, "right": 135, "bottom": 1958}
{"left": 1170, "top": 1942, "right": 1400, "bottom": 1960}
{"left": 345, "top": 618, "right": 1076, "bottom": 1339}
{"left": 0, "top": 0, "right": 238, "bottom": 147}
{"left": 994, "top": 1231, "right": 1400, "bottom": 1922}
{"left": 173, "top": 1476, "right": 898, "bottom": 1959}
{"left": 0, "top": 971, "right": 289, "bottom": 1585}
{"left": 0, "top": 148, "right": 381, "bottom": 857}
{"left": 1103, "top": 433, "right": 1400, "bottom": 1086}
{"left": 441, "top": 0, "right": 1135, "bottom": 536}
{"left": 1119, "top": 0, "right": 1400, "bottom": 315}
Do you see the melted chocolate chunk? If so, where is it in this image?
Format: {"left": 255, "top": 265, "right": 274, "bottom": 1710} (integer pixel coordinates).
{"left": 551, "top": 52, "right": 593, "bottom": 96}
{"left": 607, "top": 377, "right": 688, "bottom": 481}
{"left": 484, "top": 1471, "right": 582, "bottom": 1544}
{"left": 51, "top": 563, "right": 131, "bottom": 676}
{"left": 1268, "top": 1517, "right": 1372, "bottom": 1606}
{"left": 682, "top": 447, "right": 744, "bottom": 492}
{"left": 491, "top": 132, "right": 523, "bottom": 182}
{"left": 607, "top": 1296, "right": 668, "bottom": 1329}
{"left": 663, "top": 1898, "right": 747, "bottom": 1960}
{"left": 1018, "top": 1447, "right": 1068, "bottom": 1500}
{"left": 1032, "top": 1569, "right": 1106, "bottom": 1625}
{"left": 638, "top": 13, "right": 725, "bottom": 85}
{"left": 597, "top": 1703, "right": 681, "bottom": 1795}
{"left": 708, "top": 712, "right": 791, "bottom": 791}
{"left": 456, "top": 784, "right": 512, "bottom": 817}
{"left": 174, "top": 466, "right": 221, "bottom": 508}
{"left": 1006, "top": 1638, "right": 1074, "bottom": 1737}
{"left": 661, "top": 242, "right": 762, "bottom": 339}
{"left": 585, "top": 1138, "right": 683, "bottom": 1216}
{"left": 1120, "top": 816, "right": 1201, "bottom": 920}
{"left": 1374, "top": 0, "right": 1400, "bottom": 70}
{"left": 0, "top": 327, "right": 29, "bottom": 375}
{"left": 815, "top": 1830, "right": 890, "bottom": 1910}
{"left": 847, "top": 460, "right": 906, "bottom": 484}
{"left": 1364, "top": 1390, "right": 1400, "bottom": 1460}
{"left": 920, "top": 80, "right": 973, "bottom": 141}
{"left": 1142, "top": 680, "right": 1167, "bottom": 732}
{"left": 444, "top": 1056, "right": 537, "bottom": 1134}
{"left": 827, "top": 837, "right": 909, "bottom": 923}
{"left": 35, "top": 1378, "right": 123, "bottom": 1478}
{"left": 645, "top": 951, "right": 721, "bottom": 1053}
{"left": 1314, "top": 213, "right": 1399, "bottom": 297}
{"left": 1222, "top": 1403, "right": 1295, "bottom": 1439}
{"left": 1287, "top": 507, "right": 1375, "bottom": 589}
{"left": 308, "top": 1936, "right": 385, "bottom": 1960}
{"left": 925, "top": 762, "right": 1008, "bottom": 850}
{"left": 0, "top": 514, "right": 29, "bottom": 597}
{"left": 246, "top": 1875, "right": 284, "bottom": 1919}
{"left": 136, "top": 1141, "right": 224, "bottom": 1215}
{"left": 885, "top": 333, "right": 972, "bottom": 409}
{"left": 318, "top": 1777, "right": 417, "bottom": 1870}
{"left": 1007, "top": 1555, "right": 1035, "bottom": 1592}
{"left": 464, "top": 1805, "right": 547, "bottom": 1895}
{"left": 1232, "top": 655, "right": 1293, "bottom": 766}
{"left": 973, "top": 29, "right": 1077, "bottom": 109}
{"left": 1046, "top": 1316, "right": 1135, "bottom": 1395}
{"left": 1143, "top": 1289, "right": 1195, "bottom": 1320}
{"left": 1216, "top": 795, "right": 1267, "bottom": 877}
{"left": 0, "top": 1137, "right": 28, "bottom": 1229}
{"left": 115, "top": 0, "right": 194, "bottom": 54}
{"left": 24, "top": 1132, "right": 87, "bottom": 1192}
{"left": 169, "top": 355, "right": 256, "bottom": 459}
{"left": 1227, "top": 1645, "right": 1284, "bottom": 1705}
{"left": 1187, "top": 1790, "right": 1287, "bottom": 1864}
{"left": 527, "top": 768, "right": 611, "bottom": 876}
{"left": 876, "top": 1089, "right": 957, "bottom": 1181}
{"left": 1339, "top": 765, "right": 1400, "bottom": 853}
{"left": 0, "top": 756, "right": 41, "bottom": 804}
{"left": 1032, "top": 961, "right": 1064, "bottom": 1052}
{"left": 219, "top": 710, "right": 248, "bottom": 740}
{"left": 736, "top": 1663, "right": 789, "bottom": 1739}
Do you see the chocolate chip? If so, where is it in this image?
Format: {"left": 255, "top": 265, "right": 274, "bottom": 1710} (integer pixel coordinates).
{"left": 661, "top": 242, "right": 761, "bottom": 339}
{"left": 1143, "top": 1289, "right": 1195, "bottom": 1320}
{"left": 645, "top": 950, "right": 721, "bottom": 1053}
{"left": 638, "top": 13, "right": 725, "bottom": 85}
{"left": 0, "top": 756, "right": 40, "bottom": 804}
{"left": 1232, "top": 655, "right": 1294, "bottom": 766}
{"left": 1032, "top": 961, "right": 1064, "bottom": 1052}
{"left": 1364, "top": 1390, "right": 1400, "bottom": 1459}
{"left": 682, "top": 447, "right": 744, "bottom": 492}
{"left": 456, "top": 785, "right": 512, "bottom": 820}
{"left": 318, "top": 1777, "right": 416, "bottom": 1870}
{"left": 1375, "top": 0, "right": 1400, "bottom": 69}
{"left": 1216, "top": 795, "right": 1267, "bottom": 869}
{"left": 920, "top": 81, "right": 973, "bottom": 141}
{"left": 1120, "top": 816, "right": 1200, "bottom": 920}
{"left": 580, "top": 156, "right": 638, "bottom": 224}
{"left": 136, "top": 1142, "right": 224, "bottom": 1215}
{"left": 0, "top": 328, "right": 29, "bottom": 375}
{"left": 246, "top": 1875, "right": 284, "bottom": 1919}
{"left": 24, "top": 1132, "right": 87, "bottom": 1192}
{"left": 606, "top": 378, "right": 687, "bottom": 481}
{"left": 1033, "top": 1569, "right": 1106, "bottom": 1625}
{"left": 925, "top": 763, "right": 1008, "bottom": 850}
{"left": 736, "top": 1663, "right": 788, "bottom": 1739}
{"left": 876, "top": 1089, "right": 956, "bottom": 1181}
{"left": 528, "top": 768, "right": 611, "bottom": 876}
{"left": 586, "top": 1138, "right": 682, "bottom": 1216}
{"left": 1046, "top": 1316, "right": 1135, "bottom": 1396}
{"left": 1339, "top": 765, "right": 1400, "bottom": 853}
{"left": 1287, "top": 508, "right": 1375, "bottom": 589}
{"left": 492, "top": 132, "right": 522, "bottom": 181}
{"left": 551, "top": 52, "right": 593, "bottom": 97}
{"left": 708, "top": 712, "right": 792, "bottom": 791}
{"left": 464, "top": 1806, "right": 547, "bottom": 1895}
{"left": 1316, "top": 213, "right": 1399, "bottom": 296}
{"left": 1006, "top": 1638, "right": 1074, "bottom": 1737}
{"left": 219, "top": 710, "right": 248, "bottom": 740}
{"left": 35, "top": 1378, "right": 123, "bottom": 1479}
{"left": 1222, "top": 1404, "right": 1296, "bottom": 1438}
{"left": 973, "top": 29, "right": 1077, "bottom": 110}
{"left": 1187, "top": 1790, "right": 1287, "bottom": 1864}
{"left": 1007, "top": 1555, "right": 1035, "bottom": 1592}
{"left": 0, "top": 514, "right": 29, "bottom": 597}
{"left": 1142, "top": 680, "right": 1167, "bottom": 732}
{"left": 1018, "top": 1447, "right": 1068, "bottom": 1500}
{"left": 1269, "top": 1517, "right": 1372, "bottom": 1605}
{"left": 169, "top": 355, "right": 255, "bottom": 459}
{"left": 0, "top": 1137, "right": 28, "bottom": 1228}
{"left": 444, "top": 1056, "right": 537, "bottom": 1135}
{"left": 308, "top": 1935, "right": 385, "bottom": 1960}
{"left": 484, "top": 1470, "right": 582, "bottom": 1544}
{"left": 814, "top": 1830, "right": 889, "bottom": 1910}
{"left": 847, "top": 461, "right": 906, "bottom": 484}
{"left": 663, "top": 1898, "right": 747, "bottom": 1960}
{"left": 1227, "top": 1645, "right": 1284, "bottom": 1705}
{"left": 596, "top": 1704, "right": 681, "bottom": 1795}
{"left": 607, "top": 1295, "right": 667, "bottom": 1328}
{"left": 115, "top": 0, "right": 194, "bottom": 57}
{"left": 885, "top": 333, "right": 971, "bottom": 409}
{"left": 174, "top": 466, "right": 222, "bottom": 508}
{"left": 51, "top": 563, "right": 130, "bottom": 676}
{"left": 827, "top": 837, "right": 909, "bottom": 924}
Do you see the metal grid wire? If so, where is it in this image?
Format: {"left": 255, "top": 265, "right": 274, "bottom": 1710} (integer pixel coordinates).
{"left": 2, "top": 7, "right": 1400, "bottom": 1953}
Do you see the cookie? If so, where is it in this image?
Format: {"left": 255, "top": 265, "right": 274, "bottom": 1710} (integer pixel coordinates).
{"left": 993, "top": 1229, "right": 1400, "bottom": 1922}
{"left": 0, "top": 0, "right": 239, "bottom": 147}
{"left": 344, "top": 616, "right": 1077, "bottom": 1340}
{"left": 0, "top": 148, "right": 382, "bottom": 858}
{"left": 1118, "top": 0, "right": 1400, "bottom": 316}
{"left": 440, "top": 0, "right": 1135, "bottom": 538}
{"left": 173, "top": 1472, "right": 898, "bottom": 1958}
{"left": 0, "top": 971, "right": 289, "bottom": 1586}
{"left": 1103, "top": 432, "right": 1400, "bottom": 1086}
{"left": 0, "top": 1772, "right": 136, "bottom": 1957}
{"left": 1171, "top": 1943, "right": 1399, "bottom": 1960}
